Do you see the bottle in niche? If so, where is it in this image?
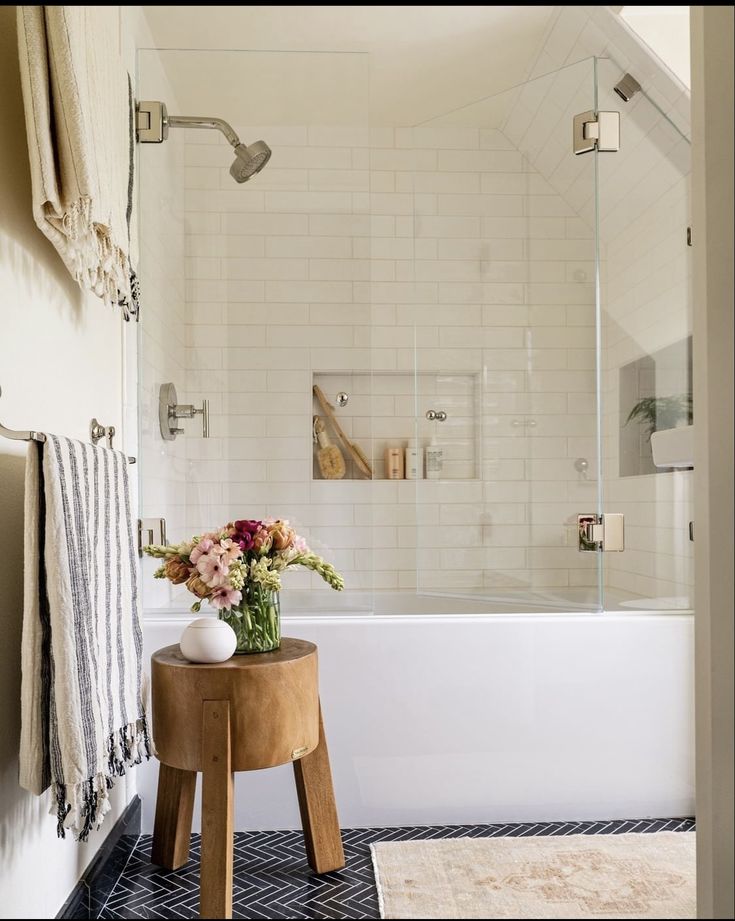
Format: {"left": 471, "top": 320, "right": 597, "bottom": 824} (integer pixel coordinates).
{"left": 425, "top": 436, "right": 443, "bottom": 479}
{"left": 384, "top": 446, "right": 404, "bottom": 479}
{"left": 405, "top": 439, "right": 422, "bottom": 479}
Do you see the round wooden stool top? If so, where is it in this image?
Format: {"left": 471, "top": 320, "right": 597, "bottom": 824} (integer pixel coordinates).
{"left": 151, "top": 638, "right": 319, "bottom": 773}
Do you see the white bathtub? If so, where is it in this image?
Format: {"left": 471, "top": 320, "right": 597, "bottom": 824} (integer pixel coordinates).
{"left": 136, "top": 599, "right": 694, "bottom": 833}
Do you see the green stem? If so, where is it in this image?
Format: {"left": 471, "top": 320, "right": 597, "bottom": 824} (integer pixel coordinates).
{"left": 220, "top": 588, "right": 280, "bottom": 654}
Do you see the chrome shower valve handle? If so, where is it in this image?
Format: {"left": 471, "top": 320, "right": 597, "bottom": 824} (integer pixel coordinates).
{"left": 159, "top": 383, "right": 210, "bottom": 440}
{"left": 172, "top": 399, "right": 210, "bottom": 439}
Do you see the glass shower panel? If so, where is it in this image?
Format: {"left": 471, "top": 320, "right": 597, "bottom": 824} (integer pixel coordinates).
{"left": 410, "top": 58, "right": 602, "bottom": 611}
{"left": 596, "top": 57, "right": 693, "bottom": 612}
{"left": 137, "top": 49, "right": 371, "bottom": 613}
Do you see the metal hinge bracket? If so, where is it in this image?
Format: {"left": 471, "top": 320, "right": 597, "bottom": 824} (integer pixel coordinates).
{"left": 573, "top": 110, "right": 620, "bottom": 155}
{"left": 136, "top": 101, "right": 169, "bottom": 143}
{"left": 578, "top": 513, "right": 625, "bottom": 552}
{"left": 138, "top": 517, "right": 167, "bottom": 555}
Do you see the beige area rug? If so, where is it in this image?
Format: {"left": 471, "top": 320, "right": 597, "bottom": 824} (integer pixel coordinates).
{"left": 371, "top": 832, "right": 695, "bottom": 919}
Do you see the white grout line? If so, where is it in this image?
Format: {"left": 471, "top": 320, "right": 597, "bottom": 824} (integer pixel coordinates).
{"left": 97, "top": 832, "right": 142, "bottom": 919}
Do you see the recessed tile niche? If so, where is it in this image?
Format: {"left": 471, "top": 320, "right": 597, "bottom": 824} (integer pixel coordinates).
{"left": 312, "top": 371, "right": 480, "bottom": 480}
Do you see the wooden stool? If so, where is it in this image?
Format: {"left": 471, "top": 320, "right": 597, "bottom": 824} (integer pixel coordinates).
{"left": 150, "top": 639, "right": 345, "bottom": 919}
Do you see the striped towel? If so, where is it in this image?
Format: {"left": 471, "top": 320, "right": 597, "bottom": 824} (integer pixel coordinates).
{"left": 20, "top": 436, "right": 151, "bottom": 841}
{"left": 16, "top": 6, "right": 139, "bottom": 319}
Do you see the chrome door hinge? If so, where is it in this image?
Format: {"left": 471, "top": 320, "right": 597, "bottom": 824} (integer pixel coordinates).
{"left": 136, "top": 101, "right": 169, "bottom": 143}
{"left": 578, "top": 513, "right": 625, "bottom": 552}
{"left": 573, "top": 110, "right": 620, "bottom": 155}
{"left": 138, "top": 517, "right": 167, "bottom": 555}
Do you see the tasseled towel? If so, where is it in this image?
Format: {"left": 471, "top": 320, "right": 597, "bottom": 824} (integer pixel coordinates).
{"left": 20, "top": 437, "right": 151, "bottom": 840}
{"left": 16, "top": 6, "right": 140, "bottom": 319}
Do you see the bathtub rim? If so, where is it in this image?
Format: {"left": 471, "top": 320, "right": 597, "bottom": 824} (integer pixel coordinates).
{"left": 142, "top": 609, "right": 694, "bottom": 626}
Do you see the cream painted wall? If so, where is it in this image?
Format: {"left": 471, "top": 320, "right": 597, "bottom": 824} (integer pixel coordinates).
{"left": 0, "top": 7, "right": 146, "bottom": 918}
{"left": 621, "top": 6, "right": 690, "bottom": 87}
{"left": 691, "top": 7, "right": 734, "bottom": 918}
{"left": 138, "top": 5, "right": 556, "bottom": 126}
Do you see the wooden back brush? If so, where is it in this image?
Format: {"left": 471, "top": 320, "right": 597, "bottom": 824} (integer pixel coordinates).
{"left": 312, "top": 385, "right": 373, "bottom": 479}
{"left": 313, "top": 416, "right": 346, "bottom": 479}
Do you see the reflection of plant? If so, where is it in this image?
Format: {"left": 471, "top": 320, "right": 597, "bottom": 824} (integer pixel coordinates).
{"left": 626, "top": 394, "right": 693, "bottom": 441}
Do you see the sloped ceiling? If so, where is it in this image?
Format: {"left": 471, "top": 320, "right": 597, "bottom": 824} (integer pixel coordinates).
{"left": 140, "top": 5, "right": 556, "bottom": 126}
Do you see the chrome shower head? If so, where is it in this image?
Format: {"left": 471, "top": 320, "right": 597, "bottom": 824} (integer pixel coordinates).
{"left": 136, "top": 104, "right": 272, "bottom": 185}
{"left": 230, "top": 140, "right": 272, "bottom": 183}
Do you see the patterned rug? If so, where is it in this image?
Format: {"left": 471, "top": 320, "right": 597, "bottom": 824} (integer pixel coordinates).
{"left": 371, "top": 831, "right": 696, "bottom": 919}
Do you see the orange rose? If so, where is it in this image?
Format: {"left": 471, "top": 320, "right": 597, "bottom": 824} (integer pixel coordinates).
{"left": 164, "top": 558, "right": 191, "bottom": 584}
{"left": 186, "top": 574, "right": 211, "bottom": 598}
{"left": 252, "top": 529, "right": 273, "bottom": 554}
{"left": 270, "top": 520, "right": 295, "bottom": 551}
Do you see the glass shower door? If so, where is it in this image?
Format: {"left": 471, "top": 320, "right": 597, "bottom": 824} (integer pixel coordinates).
{"left": 411, "top": 58, "right": 603, "bottom": 612}
{"left": 596, "top": 57, "right": 693, "bottom": 613}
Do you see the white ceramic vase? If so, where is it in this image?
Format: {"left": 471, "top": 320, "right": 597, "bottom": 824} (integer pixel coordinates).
{"left": 179, "top": 618, "right": 237, "bottom": 663}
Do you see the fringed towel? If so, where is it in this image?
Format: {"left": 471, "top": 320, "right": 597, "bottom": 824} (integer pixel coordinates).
{"left": 16, "top": 6, "right": 140, "bottom": 319}
{"left": 20, "top": 437, "right": 151, "bottom": 841}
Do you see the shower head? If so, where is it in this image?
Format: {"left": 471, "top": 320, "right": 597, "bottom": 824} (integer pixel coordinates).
{"left": 230, "top": 140, "right": 272, "bottom": 183}
{"left": 613, "top": 72, "right": 642, "bottom": 102}
{"left": 136, "top": 103, "right": 272, "bottom": 184}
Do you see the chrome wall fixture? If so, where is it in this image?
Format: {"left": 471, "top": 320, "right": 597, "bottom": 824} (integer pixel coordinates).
{"left": 136, "top": 101, "right": 271, "bottom": 183}
{"left": 573, "top": 110, "right": 620, "bottom": 155}
{"left": 138, "top": 517, "right": 167, "bottom": 555}
{"left": 574, "top": 457, "right": 590, "bottom": 481}
{"left": 578, "top": 513, "right": 625, "bottom": 552}
{"left": 425, "top": 410, "right": 447, "bottom": 422}
{"left": 90, "top": 418, "right": 116, "bottom": 449}
{"left": 613, "top": 72, "right": 642, "bottom": 102}
{"left": 159, "top": 382, "right": 210, "bottom": 441}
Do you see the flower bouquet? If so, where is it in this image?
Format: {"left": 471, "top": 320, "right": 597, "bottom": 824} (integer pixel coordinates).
{"left": 143, "top": 518, "right": 344, "bottom": 654}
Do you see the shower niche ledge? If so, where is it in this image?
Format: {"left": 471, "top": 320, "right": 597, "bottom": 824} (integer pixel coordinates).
{"left": 312, "top": 371, "right": 479, "bottom": 481}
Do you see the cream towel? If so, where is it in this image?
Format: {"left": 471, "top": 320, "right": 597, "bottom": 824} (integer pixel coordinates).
{"left": 16, "top": 6, "right": 139, "bottom": 318}
{"left": 20, "top": 438, "right": 151, "bottom": 841}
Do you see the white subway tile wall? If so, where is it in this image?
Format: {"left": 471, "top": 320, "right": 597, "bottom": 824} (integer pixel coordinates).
{"left": 181, "top": 118, "right": 599, "bottom": 599}
{"left": 138, "top": 61, "right": 188, "bottom": 609}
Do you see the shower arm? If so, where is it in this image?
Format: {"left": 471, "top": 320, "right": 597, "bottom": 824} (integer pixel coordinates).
{"left": 166, "top": 114, "right": 240, "bottom": 147}
{"left": 136, "top": 101, "right": 241, "bottom": 147}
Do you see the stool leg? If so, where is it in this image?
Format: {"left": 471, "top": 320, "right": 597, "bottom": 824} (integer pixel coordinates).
{"left": 151, "top": 763, "right": 197, "bottom": 870}
{"left": 200, "top": 700, "right": 234, "bottom": 920}
{"left": 293, "top": 702, "right": 345, "bottom": 873}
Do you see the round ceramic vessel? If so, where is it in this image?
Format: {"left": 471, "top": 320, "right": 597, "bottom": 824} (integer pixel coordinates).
{"left": 179, "top": 617, "right": 237, "bottom": 663}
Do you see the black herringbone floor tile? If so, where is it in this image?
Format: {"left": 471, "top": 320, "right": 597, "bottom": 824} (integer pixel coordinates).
{"left": 99, "top": 817, "right": 695, "bottom": 919}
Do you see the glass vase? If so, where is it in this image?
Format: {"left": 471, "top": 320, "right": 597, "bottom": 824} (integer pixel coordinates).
{"left": 218, "top": 586, "right": 281, "bottom": 654}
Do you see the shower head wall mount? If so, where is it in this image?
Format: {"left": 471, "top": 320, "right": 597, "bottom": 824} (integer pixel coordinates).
{"left": 613, "top": 72, "right": 642, "bottom": 103}
{"left": 136, "top": 100, "right": 271, "bottom": 183}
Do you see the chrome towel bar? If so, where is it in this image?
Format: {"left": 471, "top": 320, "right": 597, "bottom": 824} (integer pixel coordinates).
{"left": 0, "top": 386, "right": 136, "bottom": 463}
